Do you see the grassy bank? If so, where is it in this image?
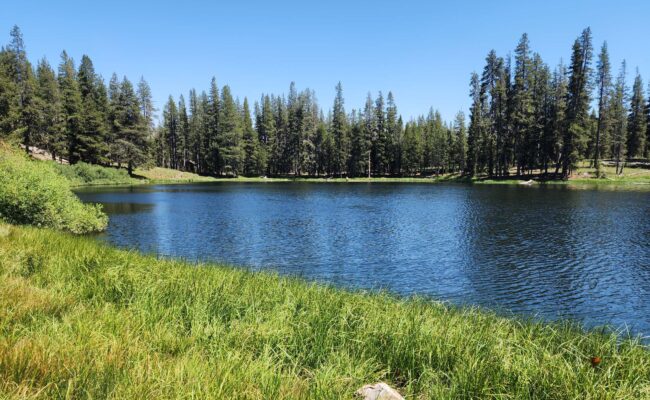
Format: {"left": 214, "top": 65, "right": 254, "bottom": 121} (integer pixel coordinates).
{"left": 51, "top": 162, "right": 140, "bottom": 187}
{"left": 132, "top": 167, "right": 218, "bottom": 184}
{"left": 0, "top": 144, "right": 107, "bottom": 233}
{"left": 38, "top": 152, "right": 650, "bottom": 189}
{"left": 130, "top": 164, "right": 650, "bottom": 188}
{"left": 480, "top": 164, "right": 650, "bottom": 187}
{"left": 1, "top": 224, "right": 648, "bottom": 399}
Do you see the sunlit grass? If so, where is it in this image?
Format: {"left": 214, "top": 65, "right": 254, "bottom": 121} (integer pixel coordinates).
{"left": 44, "top": 154, "right": 650, "bottom": 189}
{"left": 133, "top": 167, "right": 218, "bottom": 183}
{"left": 51, "top": 162, "right": 139, "bottom": 187}
{"left": 1, "top": 223, "right": 648, "bottom": 399}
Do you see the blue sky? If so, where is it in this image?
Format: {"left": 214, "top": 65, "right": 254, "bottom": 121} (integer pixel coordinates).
{"left": 2, "top": 0, "right": 649, "bottom": 123}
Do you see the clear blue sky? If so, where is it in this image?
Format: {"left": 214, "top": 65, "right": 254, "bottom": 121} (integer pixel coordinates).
{"left": 2, "top": 0, "right": 649, "bottom": 123}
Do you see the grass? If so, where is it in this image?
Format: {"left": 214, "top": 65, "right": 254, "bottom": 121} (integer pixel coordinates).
{"left": 0, "top": 144, "right": 107, "bottom": 233}
{"left": 51, "top": 162, "right": 139, "bottom": 187}
{"left": 133, "top": 167, "right": 218, "bottom": 184}
{"left": 130, "top": 164, "right": 650, "bottom": 189}
{"left": 1, "top": 224, "right": 649, "bottom": 399}
{"left": 567, "top": 163, "right": 650, "bottom": 186}
{"left": 449, "top": 163, "right": 650, "bottom": 189}
{"left": 45, "top": 162, "right": 216, "bottom": 187}
{"left": 39, "top": 153, "right": 650, "bottom": 190}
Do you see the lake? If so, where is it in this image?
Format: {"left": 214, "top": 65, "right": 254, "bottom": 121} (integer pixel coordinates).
{"left": 76, "top": 182, "right": 650, "bottom": 336}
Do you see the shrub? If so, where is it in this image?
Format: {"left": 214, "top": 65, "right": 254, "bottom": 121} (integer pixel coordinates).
{"left": 0, "top": 145, "right": 108, "bottom": 233}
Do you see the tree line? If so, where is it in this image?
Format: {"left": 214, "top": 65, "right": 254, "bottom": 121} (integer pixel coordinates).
{"left": 1, "top": 25, "right": 648, "bottom": 178}
{"left": 466, "top": 28, "right": 649, "bottom": 178}
{"left": 157, "top": 80, "right": 468, "bottom": 177}
{"left": 0, "top": 26, "right": 152, "bottom": 174}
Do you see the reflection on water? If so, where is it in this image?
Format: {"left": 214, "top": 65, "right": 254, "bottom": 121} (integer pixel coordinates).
{"left": 100, "top": 202, "right": 154, "bottom": 214}
{"left": 77, "top": 182, "right": 650, "bottom": 336}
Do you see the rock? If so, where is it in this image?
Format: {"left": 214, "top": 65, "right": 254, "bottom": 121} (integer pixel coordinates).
{"left": 356, "top": 382, "right": 404, "bottom": 400}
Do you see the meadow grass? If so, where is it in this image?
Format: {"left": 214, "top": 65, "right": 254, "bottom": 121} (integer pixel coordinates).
{"left": 51, "top": 162, "right": 139, "bottom": 187}
{"left": 133, "top": 167, "right": 218, "bottom": 184}
{"left": 41, "top": 153, "right": 650, "bottom": 189}
{"left": 1, "top": 224, "right": 649, "bottom": 399}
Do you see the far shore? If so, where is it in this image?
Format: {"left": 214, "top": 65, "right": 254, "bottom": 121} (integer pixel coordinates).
{"left": 73, "top": 164, "right": 650, "bottom": 189}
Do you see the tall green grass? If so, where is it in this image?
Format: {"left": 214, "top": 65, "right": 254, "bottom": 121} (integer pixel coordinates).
{"left": 0, "top": 145, "right": 107, "bottom": 233}
{"left": 51, "top": 161, "right": 138, "bottom": 187}
{"left": 0, "top": 224, "right": 648, "bottom": 399}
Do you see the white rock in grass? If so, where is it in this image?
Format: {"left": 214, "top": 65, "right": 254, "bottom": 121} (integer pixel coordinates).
{"left": 356, "top": 382, "right": 404, "bottom": 400}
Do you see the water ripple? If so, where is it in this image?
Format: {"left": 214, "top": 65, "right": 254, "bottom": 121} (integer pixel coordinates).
{"left": 78, "top": 183, "right": 650, "bottom": 337}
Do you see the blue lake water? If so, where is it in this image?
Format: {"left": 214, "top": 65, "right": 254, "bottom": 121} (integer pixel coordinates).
{"left": 77, "top": 182, "right": 650, "bottom": 336}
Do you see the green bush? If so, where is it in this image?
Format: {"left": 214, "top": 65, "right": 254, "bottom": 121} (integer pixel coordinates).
{"left": 51, "top": 161, "right": 136, "bottom": 186}
{"left": 0, "top": 145, "right": 108, "bottom": 233}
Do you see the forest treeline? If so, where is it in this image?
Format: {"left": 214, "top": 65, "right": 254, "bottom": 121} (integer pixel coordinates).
{"left": 0, "top": 25, "right": 648, "bottom": 178}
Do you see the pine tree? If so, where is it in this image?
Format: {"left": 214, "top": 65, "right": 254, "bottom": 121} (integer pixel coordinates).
{"left": 402, "top": 121, "right": 422, "bottom": 174}
{"left": 162, "top": 96, "right": 178, "bottom": 169}
{"left": 113, "top": 77, "right": 147, "bottom": 173}
{"left": 34, "top": 58, "right": 64, "bottom": 159}
{"left": 0, "top": 45, "right": 18, "bottom": 137}
{"left": 299, "top": 90, "right": 317, "bottom": 175}
{"left": 421, "top": 109, "right": 435, "bottom": 173}
{"left": 562, "top": 27, "right": 593, "bottom": 178}
{"left": 492, "top": 54, "right": 510, "bottom": 176}
{"left": 197, "top": 91, "right": 211, "bottom": 172}
{"left": 77, "top": 55, "right": 108, "bottom": 163}
{"left": 137, "top": 77, "right": 155, "bottom": 138}
{"left": 626, "top": 72, "right": 646, "bottom": 158}
{"left": 453, "top": 111, "right": 467, "bottom": 172}
{"left": 257, "top": 95, "right": 275, "bottom": 176}
{"left": 610, "top": 61, "right": 627, "bottom": 174}
{"left": 593, "top": 42, "right": 611, "bottom": 176}
{"left": 58, "top": 51, "right": 83, "bottom": 163}
{"left": 543, "top": 63, "right": 568, "bottom": 174}
{"left": 187, "top": 89, "right": 202, "bottom": 172}
{"left": 529, "top": 54, "right": 551, "bottom": 175}
{"left": 273, "top": 95, "right": 289, "bottom": 174}
{"left": 252, "top": 100, "right": 269, "bottom": 175}
{"left": 5, "top": 26, "right": 38, "bottom": 152}
{"left": 18, "top": 63, "right": 38, "bottom": 155}
{"left": 511, "top": 34, "right": 534, "bottom": 175}
{"left": 347, "top": 110, "right": 362, "bottom": 176}
{"left": 361, "top": 94, "right": 375, "bottom": 176}
{"left": 314, "top": 118, "right": 333, "bottom": 176}
{"left": 466, "top": 72, "right": 483, "bottom": 176}
{"left": 286, "top": 82, "right": 301, "bottom": 174}
{"left": 242, "top": 97, "right": 260, "bottom": 176}
{"left": 218, "top": 85, "right": 242, "bottom": 175}
{"left": 107, "top": 73, "right": 120, "bottom": 145}
{"left": 429, "top": 110, "right": 447, "bottom": 174}
{"left": 385, "top": 92, "right": 401, "bottom": 175}
{"left": 480, "top": 50, "right": 501, "bottom": 176}
{"left": 203, "top": 78, "right": 219, "bottom": 173}
{"left": 178, "top": 95, "right": 190, "bottom": 170}
{"left": 373, "top": 91, "right": 388, "bottom": 174}
{"left": 331, "top": 82, "right": 348, "bottom": 176}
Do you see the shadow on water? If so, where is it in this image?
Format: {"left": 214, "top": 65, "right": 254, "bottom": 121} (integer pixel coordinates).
{"left": 99, "top": 202, "right": 154, "bottom": 214}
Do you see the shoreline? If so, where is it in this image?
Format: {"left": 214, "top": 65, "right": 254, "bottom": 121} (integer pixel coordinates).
{"left": 28, "top": 153, "right": 650, "bottom": 189}
{"left": 71, "top": 173, "right": 650, "bottom": 189}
